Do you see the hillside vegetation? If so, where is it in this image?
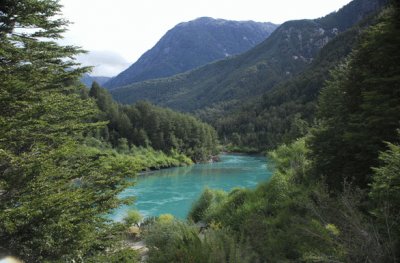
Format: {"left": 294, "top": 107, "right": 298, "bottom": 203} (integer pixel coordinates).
{"left": 206, "top": 17, "right": 367, "bottom": 151}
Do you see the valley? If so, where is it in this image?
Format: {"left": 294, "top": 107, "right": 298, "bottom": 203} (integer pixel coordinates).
{"left": 1, "top": 0, "right": 399, "bottom": 262}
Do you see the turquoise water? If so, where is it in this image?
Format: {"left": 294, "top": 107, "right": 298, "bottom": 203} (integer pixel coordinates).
{"left": 110, "top": 154, "right": 272, "bottom": 221}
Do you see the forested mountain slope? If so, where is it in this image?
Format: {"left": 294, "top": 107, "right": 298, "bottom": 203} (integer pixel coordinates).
{"left": 110, "top": 0, "right": 387, "bottom": 112}
{"left": 104, "top": 18, "right": 277, "bottom": 89}
{"left": 207, "top": 17, "right": 372, "bottom": 151}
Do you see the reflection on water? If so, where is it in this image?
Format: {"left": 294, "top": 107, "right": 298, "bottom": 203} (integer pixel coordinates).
{"left": 109, "top": 154, "right": 272, "bottom": 221}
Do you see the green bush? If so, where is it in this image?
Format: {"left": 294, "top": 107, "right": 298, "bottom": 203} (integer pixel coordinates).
{"left": 123, "top": 210, "right": 143, "bottom": 227}
{"left": 143, "top": 217, "right": 259, "bottom": 263}
{"left": 87, "top": 248, "right": 139, "bottom": 263}
{"left": 188, "top": 188, "right": 215, "bottom": 222}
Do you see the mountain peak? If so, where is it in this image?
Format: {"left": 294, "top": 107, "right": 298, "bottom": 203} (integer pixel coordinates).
{"left": 103, "top": 18, "right": 277, "bottom": 89}
{"left": 183, "top": 17, "right": 276, "bottom": 28}
{"left": 192, "top": 16, "right": 216, "bottom": 23}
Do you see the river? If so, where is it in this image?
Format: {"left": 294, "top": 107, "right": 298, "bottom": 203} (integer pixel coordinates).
{"left": 110, "top": 154, "right": 272, "bottom": 221}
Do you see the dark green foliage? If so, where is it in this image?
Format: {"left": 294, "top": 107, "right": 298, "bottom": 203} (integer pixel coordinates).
{"left": 0, "top": 1, "right": 138, "bottom": 261}
{"left": 370, "top": 140, "right": 400, "bottom": 260}
{"left": 317, "top": 0, "right": 388, "bottom": 30}
{"left": 89, "top": 84, "right": 219, "bottom": 162}
{"left": 188, "top": 188, "right": 214, "bottom": 222}
{"left": 188, "top": 188, "right": 227, "bottom": 223}
{"left": 309, "top": 6, "right": 400, "bottom": 189}
{"left": 104, "top": 18, "right": 277, "bottom": 89}
{"left": 86, "top": 248, "right": 139, "bottom": 263}
{"left": 83, "top": 137, "right": 193, "bottom": 169}
{"left": 0, "top": 144, "right": 139, "bottom": 261}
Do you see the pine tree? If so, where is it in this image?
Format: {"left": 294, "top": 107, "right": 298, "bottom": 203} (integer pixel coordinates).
{"left": 370, "top": 139, "right": 400, "bottom": 261}
{"left": 0, "top": 1, "right": 138, "bottom": 261}
{"left": 309, "top": 5, "right": 400, "bottom": 189}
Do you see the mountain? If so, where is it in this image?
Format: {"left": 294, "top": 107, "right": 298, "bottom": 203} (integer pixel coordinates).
{"left": 103, "top": 18, "right": 277, "bottom": 89}
{"left": 81, "top": 74, "right": 111, "bottom": 88}
{"left": 207, "top": 19, "right": 371, "bottom": 151}
{"left": 110, "top": 0, "right": 387, "bottom": 112}
{"left": 198, "top": 0, "right": 389, "bottom": 152}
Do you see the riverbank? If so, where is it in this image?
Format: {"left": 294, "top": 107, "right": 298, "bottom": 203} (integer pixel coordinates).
{"left": 133, "top": 149, "right": 193, "bottom": 171}
{"left": 223, "top": 144, "right": 263, "bottom": 154}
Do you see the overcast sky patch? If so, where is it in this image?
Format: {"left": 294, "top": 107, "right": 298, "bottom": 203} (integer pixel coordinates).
{"left": 76, "top": 51, "right": 130, "bottom": 77}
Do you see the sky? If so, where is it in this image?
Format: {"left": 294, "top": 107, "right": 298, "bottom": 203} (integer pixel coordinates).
{"left": 59, "top": 0, "right": 352, "bottom": 77}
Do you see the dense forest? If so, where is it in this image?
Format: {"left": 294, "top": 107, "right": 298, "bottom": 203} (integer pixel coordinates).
{"left": 88, "top": 83, "right": 218, "bottom": 162}
{"left": 1, "top": 0, "right": 399, "bottom": 262}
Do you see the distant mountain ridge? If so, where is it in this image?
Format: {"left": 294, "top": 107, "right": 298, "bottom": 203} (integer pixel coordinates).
{"left": 81, "top": 74, "right": 111, "bottom": 87}
{"left": 110, "top": 0, "right": 387, "bottom": 112}
{"left": 103, "top": 17, "right": 277, "bottom": 89}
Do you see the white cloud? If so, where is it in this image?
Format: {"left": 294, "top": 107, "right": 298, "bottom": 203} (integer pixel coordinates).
{"left": 76, "top": 51, "right": 130, "bottom": 77}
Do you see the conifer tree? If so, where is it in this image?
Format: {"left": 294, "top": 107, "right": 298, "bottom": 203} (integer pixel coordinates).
{"left": 0, "top": 1, "right": 138, "bottom": 261}
{"left": 309, "top": 4, "right": 400, "bottom": 189}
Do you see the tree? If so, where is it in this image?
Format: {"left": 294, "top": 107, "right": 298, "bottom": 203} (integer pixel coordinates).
{"left": 0, "top": 1, "right": 137, "bottom": 261}
{"left": 370, "top": 140, "right": 400, "bottom": 261}
{"left": 308, "top": 5, "right": 400, "bottom": 189}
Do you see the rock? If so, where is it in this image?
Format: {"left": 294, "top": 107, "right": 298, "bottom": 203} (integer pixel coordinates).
{"left": 196, "top": 221, "right": 207, "bottom": 233}
{"left": 209, "top": 155, "right": 220, "bottom": 163}
{"left": 128, "top": 240, "right": 149, "bottom": 262}
{"left": 130, "top": 240, "right": 147, "bottom": 251}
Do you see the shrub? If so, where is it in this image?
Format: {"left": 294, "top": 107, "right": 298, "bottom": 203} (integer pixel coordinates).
{"left": 123, "top": 210, "right": 143, "bottom": 227}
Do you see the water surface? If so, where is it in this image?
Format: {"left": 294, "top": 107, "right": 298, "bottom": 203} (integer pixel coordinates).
{"left": 110, "top": 154, "right": 272, "bottom": 221}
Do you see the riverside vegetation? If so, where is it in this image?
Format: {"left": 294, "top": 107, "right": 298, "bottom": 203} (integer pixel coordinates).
{"left": 88, "top": 83, "right": 218, "bottom": 163}
{"left": 0, "top": 0, "right": 399, "bottom": 262}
